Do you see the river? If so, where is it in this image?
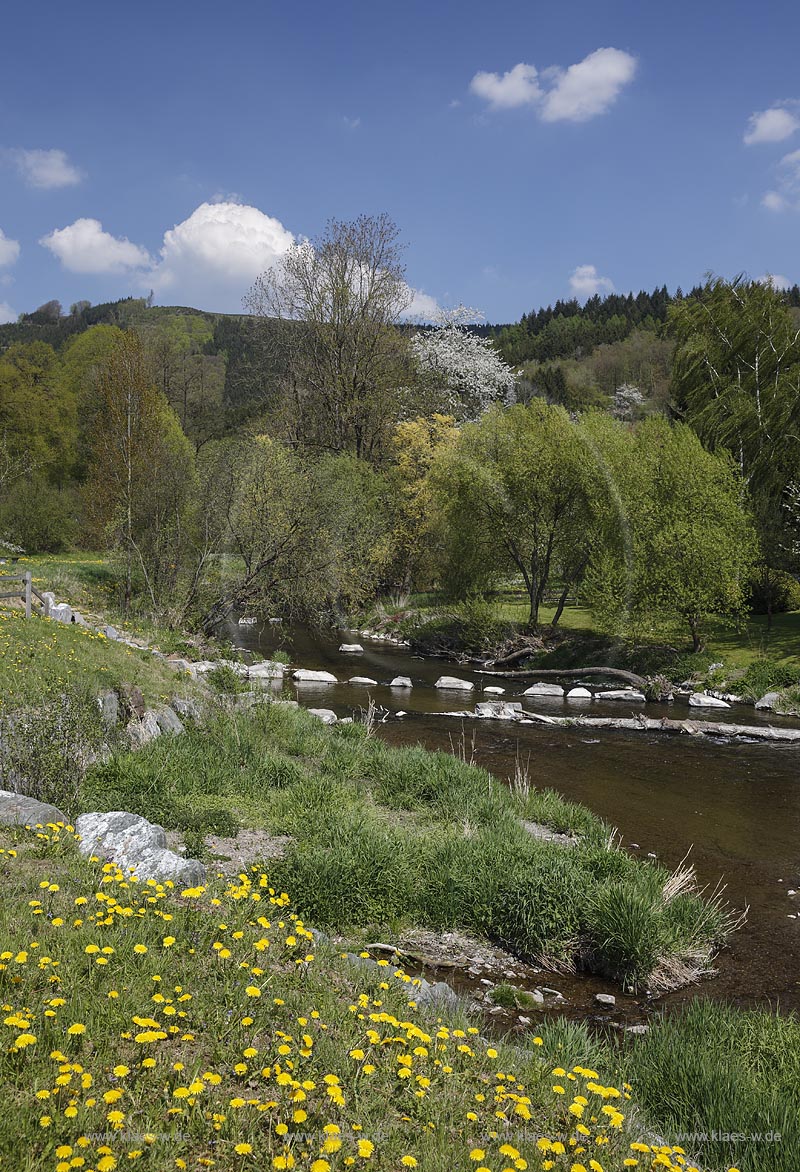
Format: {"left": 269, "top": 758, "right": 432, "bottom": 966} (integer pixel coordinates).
{"left": 226, "top": 620, "right": 800, "bottom": 1023}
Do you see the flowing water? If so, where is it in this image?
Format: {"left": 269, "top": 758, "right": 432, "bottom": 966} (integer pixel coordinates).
{"left": 226, "top": 620, "right": 800, "bottom": 1024}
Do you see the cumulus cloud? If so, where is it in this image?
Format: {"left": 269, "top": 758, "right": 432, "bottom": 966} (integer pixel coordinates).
{"left": 10, "top": 148, "right": 83, "bottom": 188}
{"left": 39, "top": 218, "right": 152, "bottom": 274}
{"left": 757, "top": 273, "right": 791, "bottom": 289}
{"left": 401, "top": 287, "right": 441, "bottom": 321}
{"left": 744, "top": 104, "right": 799, "bottom": 145}
{"left": 569, "top": 263, "right": 615, "bottom": 298}
{"left": 470, "top": 48, "right": 636, "bottom": 122}
{"left": 0, "top": 229, "right": 20, "bottom": 267}
{"left": 147, "top": 201, "right": 294, "bottom": 304}
{"left": 0, "top": 301, "right": 17, "bottom": 324}
{"left": 470, "top": 63, "right": 541, "bottom": 110}
{"left": 761, "top": 148, "right": 800, "bottom": 212}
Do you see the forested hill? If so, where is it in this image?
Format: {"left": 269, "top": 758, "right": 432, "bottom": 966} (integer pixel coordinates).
{"left": 491, "top": 282, "right": 800, "bottom": 366}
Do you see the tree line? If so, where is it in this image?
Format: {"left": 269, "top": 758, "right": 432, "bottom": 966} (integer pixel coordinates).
{"left": 1, "top": 216, "right": 797, "bottom": 649}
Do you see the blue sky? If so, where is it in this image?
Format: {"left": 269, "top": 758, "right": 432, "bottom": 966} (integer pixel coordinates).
{"left": 1, "top": 0, "right": 798, "bottom": 324}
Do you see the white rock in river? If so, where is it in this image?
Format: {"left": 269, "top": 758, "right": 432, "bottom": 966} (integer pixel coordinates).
{"left": 566, "top": 686, "right": 592, "bottom": 699}
{"left": 390, "top": 676, "right": 413, "bottom": 688}
{"left": 292, "top": 669, "right": 338, "bottom": 683}
{"left": 523, "top": 682, "right": 564, "bottom": 697}
{"left": 475, "top": 701, "right": 522, "bottom": 720}
{"left": 435, "top": 676, "right": 474, "bottom": 691}
{"left": 755, "top": 691, "right": 781, "bottom": 711}
{"left": 689, "top": 692, "right": 731, "bottom": 708}
{"left": 483, "top": 685, "right": 505, "bottom": 694}
{"left": 339, "top": 643, "right": 364, "bottom": 653}
{"left": 596, "top": 689, "right": 646, "bottom": 702}
{"left": 348, "top": 676, "right": 378, "bottom": 686}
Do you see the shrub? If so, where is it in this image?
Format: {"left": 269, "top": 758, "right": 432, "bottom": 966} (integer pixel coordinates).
{"left": 738, "top": 658, "right": 800, "bottom": 701}
{"left": 206, "top": 664, "right": 246, "bottom": 694}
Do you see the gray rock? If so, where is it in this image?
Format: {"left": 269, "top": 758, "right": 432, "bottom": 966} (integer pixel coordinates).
{"left": 755, "top": 691, "right": 781, "bottom": 711}
{"left": 475, "top": 701, "right": 523, "bottom": 720}
{"left": 415, "top": 980, "right": 458, "bottom": 1011}
{"left": 689, "top": 692, "right": 731, "bottom": 709}
{"left": 117, "top": 682, "right": 146, "bottom": 721}
{"left": 0, "top": 789, "right": 68, "bottom": 827}
{"left": 154, "top": 706, "right": 185, "bottom": 736}
{"left": 520, "top": 820, "right": 578, "bottom": 847}
{"left": 247, "top": 661, "right": 285, "bottom": 680}
{"left": 625, "top": 1023, "right": 649, "bottom": 1035}
{"left": 292, "top": 669, "right": 338, "bottom": 684}
{"left": 435, "top": 676, "right": 474, "bottom": 691}
{"left": 566, "top": 686, "right": 592, "bottom": 699}
{"left": 595, "top": 993, "right": 616, "bottom": 1006}
{"left": 186, "top": 660, "right": 219, "bottom": 676}
{"left": 307, "top": 708, "right": 338, "bottom": 724}
{"left": 72, "top": 611, "right": 89, "bottom": 628}
{"left": 165, "top": 658, "right": 193, "bottom": 675}
{"left": 75, "top": 811, "right": 206, "bottom": 886}
{"left": 170, "top": 696, "right": 203, "bottom": 723}
{"left": 126, "top": 710, "right": 162, "bottom": 749}
{"left": 102, "top": 625, "right": 119, "bottom": 640}
{"left": 523, "top": 682, "right": 564, "bottom": 697}
{"left": 390, "top": 676, "right": 413, "bottom": 688}
{"left": 50, "top": 603, "right": 73, "bottom": 624}
{"left": 348, "top": 676, "right": 378, "bottom": 686}
{"left": 97, "top": 690, "right": 119, "bottom": 729}
{"left": 596, "top": 689, "right": 646, "bottom": 703}
{"left": 339, "top": 643, "right": 364, "bottom": 653}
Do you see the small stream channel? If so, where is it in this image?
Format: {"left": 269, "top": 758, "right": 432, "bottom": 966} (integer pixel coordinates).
{"left": 225, "top": 620, "right": 800, "bottom": 1030}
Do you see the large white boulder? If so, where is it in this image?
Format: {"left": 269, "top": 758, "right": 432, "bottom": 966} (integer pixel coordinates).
{"left": 483, "top": 685, "right": 505, "bottom": 694}
{"left": 247, "top": 661, "right": 285, "bottom": 680}
{"left": 689, "top": 692, "right": 731, "bottom": 709}
{"left": 523, "top": 682, "right": 564, "bottom": 697}
{"left": 566, "top": 686, "right": 592, "bottom": 699}
{"left": 389, "top": 676, "right": 413, "bottom": 688}
{"left": 596, "top": 689, "right": 646, "bottom": 703}
{"left": 435, "top": 676, "right": 474, "bottom": 691}
{"left": 348, "top": 676, "right": 378, "bottom": 686}
{"left": 292, "top": 669, "right": 338, "bottom": 684}
{"left": 75, "top": 811, "right": 206, "bottom": 886}
{"left": 339, "top": 643, "right": 364, "bottom": 653}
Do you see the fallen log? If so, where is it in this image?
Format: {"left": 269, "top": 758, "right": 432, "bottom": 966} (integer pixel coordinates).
{"left": 477, "top": 666, "right": 647, "bottom": 687}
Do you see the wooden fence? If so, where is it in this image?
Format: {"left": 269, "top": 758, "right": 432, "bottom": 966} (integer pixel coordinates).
{"left": 0, "top": 571, "right": 49, "bottom": 618}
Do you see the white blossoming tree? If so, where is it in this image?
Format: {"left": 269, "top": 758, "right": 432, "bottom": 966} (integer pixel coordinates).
{"left": 410, "top": 305, "right": 515, "bottom": 420}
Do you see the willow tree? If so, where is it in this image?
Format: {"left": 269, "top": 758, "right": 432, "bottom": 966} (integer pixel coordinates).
{"left": 245, "top": 214, "right": 414, "bottom": 461}
{"left": 432, "top": 401, "right": 601, "bottom": 626}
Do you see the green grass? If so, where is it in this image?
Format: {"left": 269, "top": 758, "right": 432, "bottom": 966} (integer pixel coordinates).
{"left": 0, "top": 610, "right": 198, "bottom": 713}
{"left": 79, "top": 703, "right": 735, "bottom": 993}
{"left": 622, "top": 1000, "right": 800, "bottom": 1172}
{"left": 0, "top": 821, "right": 717, "bottom": 1172}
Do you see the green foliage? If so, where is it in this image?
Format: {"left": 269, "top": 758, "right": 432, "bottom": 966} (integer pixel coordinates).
{"left": 737, "top": 658, "right": 800, "bottom": 701}
{"left": 0, "top": 683, "right": 106, "bottom": 814}
{"left": 206, "top": 664, "right": 246, "bottom": 694}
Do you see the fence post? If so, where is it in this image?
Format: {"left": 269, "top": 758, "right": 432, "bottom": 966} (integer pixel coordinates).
{"left": 24, "top": 570, "right": 31, "bottom": 619}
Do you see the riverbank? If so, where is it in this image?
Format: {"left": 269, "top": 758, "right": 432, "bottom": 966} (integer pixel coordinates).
{"left": 0, "top": 820, "right": 796, "bottom": 1172}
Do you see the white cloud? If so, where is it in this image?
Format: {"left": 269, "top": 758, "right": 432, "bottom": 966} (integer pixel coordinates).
{"left": 569, "top": 263, "right": 615, "bottom": 298}
{"left": 470, "top": 63, "right": 541, "bottom": 110}
{"left": 39, "top": 218, "right": 152, "bottom": 274}
{"left": 0, "top": 301, "right": 17, "bottom": 324}
{"left": 757, "top": 273, "right": 791, "bottom": 289}
{"left": 744, "top": 105, "right": 800, "bottom": 145}
{"left": 470, "top": 48, "right": 636, "bottom": 122}
{"left": 0, "top": 229, "right": 20, "bottom": 267}
{"left": 401, "top": 287, "right": 441, "bottom": 321}
{"left": 341, "top": 115, "right": 361, "bottom": 131}
{"left": 147, "top": 201, "right": 294, "bottom": 304}
{"left": 10, "top": 148, "right": 83, "bottom": 188}
{"left": 761, "top": 148, "right": 800, "bottom": 212}
{"left": 541, "top": 48, "right": 637, "bottom": 123}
